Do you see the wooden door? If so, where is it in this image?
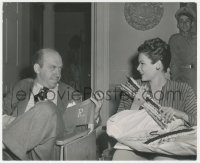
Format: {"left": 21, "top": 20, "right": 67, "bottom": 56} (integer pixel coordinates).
{"left": 3, "top": 3, "right": 21, "bottom": 95}
{"left": 54, "top": 3, "right": 91, "bottom": 100}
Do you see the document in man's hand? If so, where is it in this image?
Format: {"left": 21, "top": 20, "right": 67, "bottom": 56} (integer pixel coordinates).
{"left": 63, "top": 99, "right": 95, "bottom": 131}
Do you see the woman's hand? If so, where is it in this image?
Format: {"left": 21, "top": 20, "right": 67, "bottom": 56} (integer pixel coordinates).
{"left": 131, "top": 85, "right": 148, "bottom": 110}
{"left": 160, "top": 107, "right": 189, "bottom": 123}
{"left": 160, "top": 107, "right": 175, "bottom": 123}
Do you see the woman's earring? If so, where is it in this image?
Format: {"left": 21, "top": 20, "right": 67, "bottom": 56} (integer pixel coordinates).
{"left": 156, "top": 67, "right": 160, "bottom": 70}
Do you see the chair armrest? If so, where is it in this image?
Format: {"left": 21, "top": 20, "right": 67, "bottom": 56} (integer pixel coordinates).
{"left": 57, "top": 129, "right": 96, "bottom": 160}
{"left": 56, "top": 129, "right": 90, "bottom": 146}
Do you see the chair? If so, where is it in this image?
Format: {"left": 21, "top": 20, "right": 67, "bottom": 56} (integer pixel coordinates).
{"left": 56, "top": 98, "right": 97, "bottom": 160}
{"left": 56, "top": 130, "right": 96, "bottom": 160}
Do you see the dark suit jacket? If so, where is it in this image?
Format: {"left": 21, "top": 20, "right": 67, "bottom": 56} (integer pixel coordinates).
{"left": 3, "top": 78, "right": 81, "bottom": 117}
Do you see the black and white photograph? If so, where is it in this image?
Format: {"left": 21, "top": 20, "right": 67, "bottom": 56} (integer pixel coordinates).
{"left": 1, "top": 1, "right": 198, "bottom": 161}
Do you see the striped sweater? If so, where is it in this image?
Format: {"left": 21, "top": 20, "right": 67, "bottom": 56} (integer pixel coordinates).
{"left": 117, "top": 79, "right": 197, "bottom": 126}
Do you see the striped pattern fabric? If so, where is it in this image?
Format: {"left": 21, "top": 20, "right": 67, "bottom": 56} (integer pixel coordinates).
{"left": 117, "top": 79, "right": 197, "bottom": 126}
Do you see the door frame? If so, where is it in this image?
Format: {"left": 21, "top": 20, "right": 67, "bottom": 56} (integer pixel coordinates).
{"left": 91, "top": 3, "right": 110, "bottom": 125}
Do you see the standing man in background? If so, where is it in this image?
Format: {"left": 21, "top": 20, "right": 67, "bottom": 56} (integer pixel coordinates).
{"left": 169, "top": 4, "right": 197, "bottom": 95}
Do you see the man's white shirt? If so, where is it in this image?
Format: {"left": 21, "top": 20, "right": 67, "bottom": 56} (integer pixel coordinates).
{"left": 25, "top": 82, "right": 58, "bottom": 112}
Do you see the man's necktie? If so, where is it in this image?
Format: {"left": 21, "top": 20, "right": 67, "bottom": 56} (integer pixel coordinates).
{"left": 34, "top": 87, "right": 49, "bottom": 103}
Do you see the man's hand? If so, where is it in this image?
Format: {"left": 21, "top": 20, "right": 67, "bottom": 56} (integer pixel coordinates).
{"left": 2, "top": 143, "right": 5, "bottom": 149}
{"left": 88, "top": 123, "right": 95, "bottom": 134}
{"left": 3, "top": 115, "right": 16, "bottom": 129}
{"left": 91, "top": 91, "right": 104, "bottom": 119}
{"left": 93, "top": 91, "right": 104, "bottom": 109}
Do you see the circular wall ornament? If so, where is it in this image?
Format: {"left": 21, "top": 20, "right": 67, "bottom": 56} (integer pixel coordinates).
{"left": 124, "top": 3, "right": 164, "bottom": 31}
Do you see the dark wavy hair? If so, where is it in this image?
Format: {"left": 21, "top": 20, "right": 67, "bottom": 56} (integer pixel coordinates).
{"left": 137, "top": 38, "right": 171, "bottom": 72}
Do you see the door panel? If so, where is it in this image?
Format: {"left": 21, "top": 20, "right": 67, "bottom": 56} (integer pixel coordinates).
{"left": 54, "top": 3, "right": 91, "bottom": 100}
{"left": 3, "top": 3, "right": 19, "bottom": 95}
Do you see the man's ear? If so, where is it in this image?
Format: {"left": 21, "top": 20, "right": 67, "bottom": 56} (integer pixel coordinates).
{"left": 33, "top": 64, "right": 40, "bottom": 74}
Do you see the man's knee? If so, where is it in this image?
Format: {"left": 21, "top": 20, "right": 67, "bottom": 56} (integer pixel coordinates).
{"left": 34, "top": 100, "right": 58, "bottom": 116}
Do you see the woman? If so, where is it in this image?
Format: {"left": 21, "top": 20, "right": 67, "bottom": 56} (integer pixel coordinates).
{"left": 113, "top": 38, "right": 197, "bottom": 160}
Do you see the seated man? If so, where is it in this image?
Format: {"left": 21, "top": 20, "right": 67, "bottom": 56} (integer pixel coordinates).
{"left": 3, "top": 48, "right": 101, "bottom": 160}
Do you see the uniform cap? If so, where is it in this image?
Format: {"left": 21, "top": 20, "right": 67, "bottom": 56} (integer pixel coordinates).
{"left": 175, "top": 6, "right": 196, "bottom": 21}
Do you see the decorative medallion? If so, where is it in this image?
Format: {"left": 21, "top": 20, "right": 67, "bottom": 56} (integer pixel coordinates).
{"left": 124, "top": 3, "right": 164, "bottom": 31}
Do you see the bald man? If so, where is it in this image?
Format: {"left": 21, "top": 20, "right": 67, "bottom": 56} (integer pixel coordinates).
{"left": 3, "top": 49, "right": 100, "bottom": 160}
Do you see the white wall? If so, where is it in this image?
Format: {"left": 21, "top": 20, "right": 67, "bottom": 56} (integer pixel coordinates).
{"left": 108, "top": 3, "right": 179, "bottom": 114}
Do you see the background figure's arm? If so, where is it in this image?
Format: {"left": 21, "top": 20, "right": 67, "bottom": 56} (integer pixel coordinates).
{"left": 169, "top": 38, "right": 181, "bottom": 80}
